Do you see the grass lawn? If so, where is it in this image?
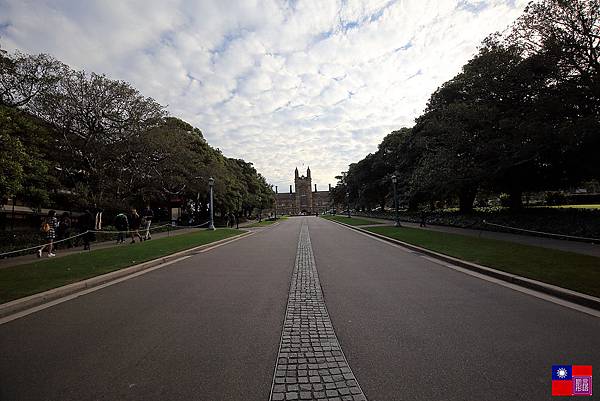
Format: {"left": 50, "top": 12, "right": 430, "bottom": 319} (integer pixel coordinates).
{"left": 365, "top": 226, "right": 600, "bottom": 297}
{"left": 322, "top": 215, "right": 385, "bottom": 226}
{"left": 0, "top": 228, "right": 244, "bottom": 304}
{"left": 549, "top": 204, "right": 600, "bottom": 210}
{"left": 529, "top": 204, "right": 600, "bottom": 210}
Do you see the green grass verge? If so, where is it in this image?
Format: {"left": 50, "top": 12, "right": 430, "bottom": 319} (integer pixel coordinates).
{"left": 549, "top": 204, "right": 600, "bottom": 210}
{"left": 322, "top": 215, "right": 384, "bottom": 226}
{"left": 0, "top": 228, "right": 244, "bottom": 304}
{"left": 365, "top": 226, "right": 600, "bottom": 297}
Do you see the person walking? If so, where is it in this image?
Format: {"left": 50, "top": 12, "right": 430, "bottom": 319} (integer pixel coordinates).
{"left": 38, "top": 210, "right": 58, "bottom": 258}
{"left": 95, "top": 208, "right": 103, "bottom": 230}
{"left": 142, "top": 205, "right": 154, "bottom": 240}
{"left": 129, "top": 208, "right": 143, "bottom": 244}
{"left": 79, "top": 209, "right": 95, "bottom": 250}
{"left": 114, "top": 212, "right": 129, "bottom": 244}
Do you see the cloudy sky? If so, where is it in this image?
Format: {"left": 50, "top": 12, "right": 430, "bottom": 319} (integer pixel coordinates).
{"left": 0, "top": 0, "right": 528, "bottom": 190}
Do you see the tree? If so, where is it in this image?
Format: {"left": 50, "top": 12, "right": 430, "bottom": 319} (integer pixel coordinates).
{"left": 0, "top": 44, "right": 280, "bottom": 220}
{"left": 0, "top": 50, "right": 64, "bottom": 107}
{"left": 507, "top": 0, "right": 600, "bottom": 187}
{"left": 509, "top": 0, "right": 599, "bottom": 84}
{"left": 0, "top": 105, "right": 53, "bottom": 208}
{"left": 412, "top": 39, "right": 573, "bottom": 211}
{"left": 34, "top": 70, "right": 167, "bottom": 207}
{"left": 376, "top": 128, "right": 422, "bottom": 209}
{"left": 332, "top": 1, "right": 599, "bottom": 213}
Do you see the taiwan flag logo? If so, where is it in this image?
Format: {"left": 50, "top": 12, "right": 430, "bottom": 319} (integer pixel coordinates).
{"left": 552, "top": 365, "right": 592, "bottom": 396}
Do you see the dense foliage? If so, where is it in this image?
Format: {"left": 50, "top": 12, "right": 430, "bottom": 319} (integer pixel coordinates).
{"left": 0, "top": 47, "right": 273, "bottom": 219}
{"left": 333, "top": 0, "right": 599, "bottom": 213}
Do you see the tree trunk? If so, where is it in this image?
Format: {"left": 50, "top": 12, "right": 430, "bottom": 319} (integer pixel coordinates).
{"left": 458, "top": 188, "right": 476, "bottom": 214}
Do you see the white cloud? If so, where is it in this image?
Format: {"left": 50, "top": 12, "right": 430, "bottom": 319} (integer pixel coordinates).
{"left": 0, "top": 0, "right": 529, "bottom": 189}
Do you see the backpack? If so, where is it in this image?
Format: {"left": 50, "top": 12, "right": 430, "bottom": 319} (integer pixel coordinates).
{"left": 115, "top": 214, "right": 128, "bottom": 229}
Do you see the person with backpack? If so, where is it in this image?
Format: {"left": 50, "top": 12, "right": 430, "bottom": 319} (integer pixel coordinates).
{"left": 114, "top": 212, "right": 129, "bottom": 244}
{"left": 142, "top": 205, "right": 154, "bottom": 240}
{"left": 38, "top": 210, "right": 58, "bottom": 258}
{"left": 129, "top": 208, "right": 143, "bottom": 244}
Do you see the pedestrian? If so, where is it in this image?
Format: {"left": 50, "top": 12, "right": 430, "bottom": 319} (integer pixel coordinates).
{"left": 114, "top": 212, "right": 129, "bottom": 244}
{"left": 129, "top": 208, "right": 143, "bottom": 243}
{"left": 79, "top": 209, "right": 95, "bottom": 250}
{"left": 95, "top": 208, "right": 103, "bottom": 230}
{"left": 142, "top": 205, "right": 154, "bottom": 240}
{"left": 38, "top": 210, "right": 58, "bottom": 258}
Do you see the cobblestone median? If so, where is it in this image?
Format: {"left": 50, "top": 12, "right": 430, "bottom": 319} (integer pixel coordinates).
{"left": 270, "top": 222, "right": 367, "bottom": 401}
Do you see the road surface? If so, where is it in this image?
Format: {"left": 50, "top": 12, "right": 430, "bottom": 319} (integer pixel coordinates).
{"left": 1, "top": 217, "right": 598, "bottom": 400}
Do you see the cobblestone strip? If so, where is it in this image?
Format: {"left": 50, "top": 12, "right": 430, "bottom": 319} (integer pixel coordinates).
{"left": 269, "top": 222, "right": 367, "bottom": 401}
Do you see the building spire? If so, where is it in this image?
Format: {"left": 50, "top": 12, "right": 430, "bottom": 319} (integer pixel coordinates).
{"left": 295, "top": 166, "right": 299, "bottom": 179}
{"left": 306, "top": 166, "right": 311, "bottom": 178}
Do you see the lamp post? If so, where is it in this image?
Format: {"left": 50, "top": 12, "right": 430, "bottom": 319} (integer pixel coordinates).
{"left": 208, "top": 177, "right": 215, "bottom": 230}
{"left": 391, "top": 174, "right": 401, "bottom": 227}
{"left": 346, "top": 190, "right": 351, "bottom": 218}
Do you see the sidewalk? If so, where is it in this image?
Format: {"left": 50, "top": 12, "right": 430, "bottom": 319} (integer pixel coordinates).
{"left": 0, "top": 226, "right": 199, "bottom": 269}
{"left": 353, "top": 217, "right": 600, "bottom": 258}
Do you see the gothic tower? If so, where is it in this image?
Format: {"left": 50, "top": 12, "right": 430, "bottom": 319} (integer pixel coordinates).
{"left": 294, "top": 167, "right": 313, "bottom": 213}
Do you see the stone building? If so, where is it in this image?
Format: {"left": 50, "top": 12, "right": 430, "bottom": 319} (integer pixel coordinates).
{"left": 275, "top": 167, "right": 331, "bottom": 215}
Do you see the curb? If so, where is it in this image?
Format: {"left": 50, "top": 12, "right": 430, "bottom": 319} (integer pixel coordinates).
{"left": 325, "top": 218, "right": 600, "bottom": 312}
{"left": 0, "top": 231, "right": 252, "bottom": 319}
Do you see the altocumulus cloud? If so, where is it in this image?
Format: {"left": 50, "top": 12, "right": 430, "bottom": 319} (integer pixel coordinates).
{"left": 0, "top": 0, "right": 528, "bottom": 189}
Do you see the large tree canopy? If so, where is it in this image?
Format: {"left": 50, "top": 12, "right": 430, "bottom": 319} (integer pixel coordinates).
{"left": 0, "top": 46, "right": 273, "bottom": 216}
{"left": 333, "top": 0, "right": 599, "bottom": 213}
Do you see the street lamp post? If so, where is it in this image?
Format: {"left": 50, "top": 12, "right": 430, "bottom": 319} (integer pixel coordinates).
{"left": 391, "top": 174, "right": 401, "bottom": 227}
{"left": 346, "top": 190, "right": 351, "bottom": 218}
{"left": 208, "top": 177, "right": 215, "bottom": 230}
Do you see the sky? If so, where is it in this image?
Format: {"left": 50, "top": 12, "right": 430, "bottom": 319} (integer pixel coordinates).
{"left": 0, "top": 0, "right": 529, "bottom": 190}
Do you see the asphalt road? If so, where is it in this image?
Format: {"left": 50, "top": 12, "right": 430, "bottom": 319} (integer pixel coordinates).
{"left": 0, "top": 222, "right": 298, "bottom": 401}
{"left": 1, "top": 217, "right": 599, "bottom": 400}
{"left": 309, "top": 217, "right": 600, "bottom": 400}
